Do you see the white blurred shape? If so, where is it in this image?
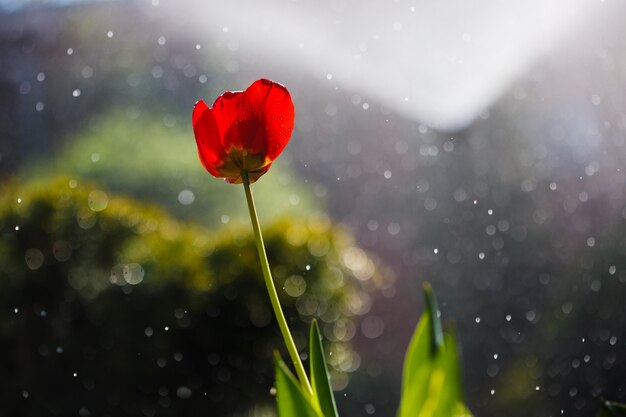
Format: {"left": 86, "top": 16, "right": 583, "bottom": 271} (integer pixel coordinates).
{"left": 172, "top": 0, "right": 597, "bottom": 130}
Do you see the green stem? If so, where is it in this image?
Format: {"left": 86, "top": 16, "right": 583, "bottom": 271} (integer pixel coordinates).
{"left": 242, "top": 170, "right": 313, "bottom": 396}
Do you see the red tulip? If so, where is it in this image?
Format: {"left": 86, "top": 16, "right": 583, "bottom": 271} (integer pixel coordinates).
{"left": 192, "top": 78, "right": 295, "bottom": 184}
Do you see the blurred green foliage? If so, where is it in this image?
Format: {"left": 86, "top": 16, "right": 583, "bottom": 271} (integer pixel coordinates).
{"left": 272, "top": 286, "right": 624, "bottom": 417}
{"left": 396, "top": 285, "right": 471, "bottom": 417}
{"left": 21, "top": 109, "right": 322, "bottom": 228}
{"left": 0, "top": 177, "right": 393, "bottom": 416}
{"left": 274, "top": 286, "right": 472, "bottom": 417}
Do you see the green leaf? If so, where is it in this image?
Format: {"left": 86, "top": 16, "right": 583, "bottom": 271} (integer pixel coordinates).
{"left": 442, "top": 332, "right": 463, "bottom": 404}
{"left": 397, "top": 284, "right": 473, "bottom": 417}
{"left": 275, "top": 353, "right": 322, "bottom": 417}
{"left": 597, "top": 401, "right": 626, "bottom": 417}
{"left": 309, "top": 319, "right": 339, "bottom": 417}
{"left": 423, "top": 283, "right": 444, "bottom": 353}
{"left": 397, "top": 284, "right": 440, "bottom": 417}
{"left": 429, "top": 334, "right": 472, "bottom": 417}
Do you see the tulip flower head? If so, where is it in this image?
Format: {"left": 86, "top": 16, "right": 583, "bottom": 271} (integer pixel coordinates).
{"left": 192, "top": 78, "right": 295, "bottom": 184}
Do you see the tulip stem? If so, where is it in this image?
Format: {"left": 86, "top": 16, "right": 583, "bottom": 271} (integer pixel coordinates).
{"left": 241, "top": 170, "right": 313, "bottom": 396}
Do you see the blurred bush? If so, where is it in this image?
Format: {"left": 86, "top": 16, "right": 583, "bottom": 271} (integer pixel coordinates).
{"left": 21, "top": 109, "right": 321, "bottom": 228}
{"left": 0, "top": 177, "right": 393, "bottom": 416}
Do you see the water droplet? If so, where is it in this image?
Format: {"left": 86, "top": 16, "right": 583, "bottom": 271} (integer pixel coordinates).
{"left": 591, "top": 94, "right": 601, "bottom": 106}
{"left": 123, "top": 263, "right": 144, "bottom": 285}
{"left": 53, "top": 240, "right": 72, "bottom": 262}
{"left": 176, "top": 386, "right": 192, "bottom": 399}
{"left": 284, "top": 275, "right": 307, "bottom": 297}
{"left": 87, "top": 190, "right": 108, "bottom": 212}
{"left": 25, "top": 248, "right": 44, "bottom": 270}
{"left": 81, "top": 66, "right": 94, "bottom": 78}
{"left": 178, "top": 189, "right": 195, "bottom": 205}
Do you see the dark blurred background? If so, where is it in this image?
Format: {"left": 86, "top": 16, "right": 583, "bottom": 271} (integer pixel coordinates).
{"left": 1, "top": 1, "right": 625, "bottom": 416}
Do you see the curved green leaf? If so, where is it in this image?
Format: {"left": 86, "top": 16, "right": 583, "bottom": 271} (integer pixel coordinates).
{"left": 397, "top": 284, "right": 473, "bottom": 417}
{"left": 443, "top": 332, "right": 463, "bottom": 404}
{"left": 397, "top": 285, "right": 439, "bottom": 417}
{"left": 423, "top": 283, "right": 444, "bottom": 353}
{"left": 310, "top": 319, "right": 339, "bottom": 417}
{"left": 275, "top": 353, "right": 321, "bottom": 417}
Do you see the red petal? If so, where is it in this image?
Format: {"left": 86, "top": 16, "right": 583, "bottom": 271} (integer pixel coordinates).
{"left": 241, "top": 79, "right": 295, "bottom": 162}
{"left": 211, "top": 91, "right": 245, "bottom": 156}
{"left": 192, "top": 100, "right": 228, "bottom": 177}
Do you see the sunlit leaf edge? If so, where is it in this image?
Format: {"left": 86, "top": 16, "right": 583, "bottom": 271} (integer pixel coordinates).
{"left": 597, "top": 400, "right": 626, "bottom": 417}
{"left": 275, "top": 352, "right": 322, "bottom": 417}
{"left": 397, "top": 283, "right": 473, "bottom": 417}
{"left": 310, "top": 319, "right": 339, "bottom": 417}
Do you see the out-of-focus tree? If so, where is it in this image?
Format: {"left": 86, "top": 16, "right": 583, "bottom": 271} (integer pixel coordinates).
{"left": 0, "top": 177, "right": 393, "bottom": 416}
{"left": 21, "top": 110, "right": 321, "bottom": 228}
